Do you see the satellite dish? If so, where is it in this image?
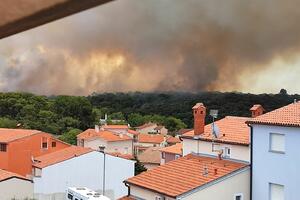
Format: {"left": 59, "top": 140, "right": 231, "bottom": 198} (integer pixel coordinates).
{"left": 209, "top": 110, "right": 218, "bottom": 119}
{"left": 211, "top": 123, "right": 220, "bottom": 138}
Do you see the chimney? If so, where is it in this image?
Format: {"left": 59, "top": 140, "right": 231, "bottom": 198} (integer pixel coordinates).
{"left": 250, "top": 104, "right": 265, "bottom": 118}
{"left": 95, "top": 125, "right": 100, "bottom": 133}
{"left": 193, "top": 103, "right": 206, "bottom": 135}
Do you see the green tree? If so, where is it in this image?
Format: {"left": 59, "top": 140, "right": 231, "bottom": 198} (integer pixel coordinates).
{"left": 0, "top": 117, "right": 17, "bottom": 128}
{"left": 134, "top": 158, "right": 147, "bottom": 175}
{"left": 58, "top": 128, "right": 82, "bottom": 145}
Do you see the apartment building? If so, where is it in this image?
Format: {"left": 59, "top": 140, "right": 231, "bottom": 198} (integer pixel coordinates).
{"left": 123, "top": 153, "right": 250, "bottom": 200}
{"left": 77, "top": 128, "right": 133, "bottom": 155}
{"left": 32, "top": 146, "right": 135, "bottom": 200}
{"left": 180, "top": 103, "right": 262, "bottom": 162}
{"left": 0, "top": 128, "right": 70, "bottom": 177}
{"left": 247, "top": 101, "right": 300, "bottom": 200}
{"left": 0, "top": 169, "right": 33, "bottom": 200}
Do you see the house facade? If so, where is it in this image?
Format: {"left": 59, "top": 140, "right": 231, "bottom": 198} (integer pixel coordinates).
{"left": 135, "top": 123, "right": 158, "bottom": 134}
{"left": 124, "top": 154, "right": 250, "bottom": 200}
{"left": 0, "top": 128, "right": 70, "bottom": 177}
{"left": 248, "top": 101, "right": 300, "bottom": 200}
{"left": 77, "top": 128, "right": 133, "bottom": 155}
{"left": 0, "top": 169, "right": 33, "bottom": 200}
{"left": 160, "top": 143, "right": 182, "bottom": 165}
{"left": 32, "top": 146, "right": 135, "bottom": 200}
{"left": 180, "top": 103, "right": 262, "bottom": 162}
{"left": 134, "top": 134, "right": 165, "bottom": 155}
{"left": 137, "top": 147, "right": 161, "bottom": 170}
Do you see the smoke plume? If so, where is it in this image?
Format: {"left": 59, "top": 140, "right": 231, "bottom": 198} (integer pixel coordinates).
{"left": 0, "top": 0, "right": 300, "bottom": 95}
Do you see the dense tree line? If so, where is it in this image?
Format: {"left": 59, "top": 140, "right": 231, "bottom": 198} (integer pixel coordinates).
{"left": 0, "top": 90, "right": 298, "bottom": 137}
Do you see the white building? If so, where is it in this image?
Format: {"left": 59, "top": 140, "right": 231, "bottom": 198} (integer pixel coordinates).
{"left": 181, "top": 103, "right": 263, "bottom": 162}
{"left": 247, "top": 101, "right": 300, "bottom": 200}
{"left": 123, "top": 153, "right": 250, "bottom": 200}
{"left": 32, "top": 146, "right": 135, "bottom": 200}
{"left": 77, "top": 128, "right": 133, "bottom": 156}
{"left": 0, "top": 169, "right": 33, "bottom": 200}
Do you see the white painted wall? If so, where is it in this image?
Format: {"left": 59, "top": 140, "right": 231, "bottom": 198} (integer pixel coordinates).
{"left": 180, "top": 168, "right": 250, "bottom": 200}
{"left": 252, "top": 124, "right": 300, "bottom": 200}
{"left": 0, "top": 178, "right": 33, "bottom": 200}
{"left": 130, "top": 168, "right": 249, "bottom": 200}
{"left": 85, "top": 138, "right": 133, "bottom": 155}
{"left": 182, "top": 138, "right": 250, "bottom": 162}
{"left": 33, "top": 151, "right": 135, "bottom": 200}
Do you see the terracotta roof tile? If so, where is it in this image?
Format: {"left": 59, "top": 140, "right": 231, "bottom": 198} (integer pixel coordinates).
{"left": 0, "top": 169, "right": 29, "bottom": 182}
{"left": 247, "top": 101, "right": 300, "bottom": 127}
{"left": 33, "top": 146, "right": 93, "bottom": 168}
{"left": 138, "top": 134, "right": 164, "bottom": 144}
{"left": 125, "top": 154, "right": 248, "bottom": 198}
{"left": 160, "top": 143, "right": 182, "bottom": 155}
{"left": 137, "top": 147, "right": 162, "bottom": 164}
{"left": 166, "top": 136, "right": 181, "bottom": 144}
{"left": 103, "top": 124, "right": 129, "bottom": 129}
{"left": 77, "top": 129, "right": 132, "bottom": 142}
{"left": 108, "top": 152, "right": 134, "bottom": 160}
{"left": 182, "top": 116, "right": 250, "bottom": 145}
{"left": 128, "top": 129, "right": 140, "bottom": 136}
{"left": 0, "top": 128, "right": 41, "bottom": 143}
{"left": 136, "top": 123, "right": 157, "bottom": 129}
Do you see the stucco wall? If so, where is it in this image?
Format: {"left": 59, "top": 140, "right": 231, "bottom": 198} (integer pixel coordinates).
{"left": 180, "top": 168, "right": 250, "bottom": 200}
{"left": 252, "top": 125, "right": 300, "bottom": 200}
{"left": 137, "top": 125, "right": 157, "bottom": 134}
{"left": 84, "top": 138, "right": 133, "bottom": 155}
{"left": 0, "top": 178, "right": 33, "bottom": 200}
{"left": 182, "top": 138, "right": 250, "bottom": 162}
{"left": 33, "top": 151, "right": 135, "bottom": 200}
{"left": 130, "top": 168, "right": 249, "bottom": 200}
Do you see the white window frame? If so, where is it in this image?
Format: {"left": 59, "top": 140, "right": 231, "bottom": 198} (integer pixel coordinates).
{"left": 269, "top": 183, "right": 284, "bottom": 200}
{"left": 234, "top": 193, "right": 243, "bottom": 200}
{"left": 224, "top": 147, "right": 231, "bottom": 158}
{"left": 269, "top": 133, "right": 285, "bottom": 154}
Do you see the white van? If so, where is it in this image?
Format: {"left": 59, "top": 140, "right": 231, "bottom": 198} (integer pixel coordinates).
{"left": 66, "top": 187, "right": 110, "bottom": 200}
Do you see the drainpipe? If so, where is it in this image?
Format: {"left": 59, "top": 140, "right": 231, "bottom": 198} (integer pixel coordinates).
{"left": 124, "top": 182, "right": 131, "bottom": 196}
{"left": 247, "top": 124, "right": 253, "bottom": 200}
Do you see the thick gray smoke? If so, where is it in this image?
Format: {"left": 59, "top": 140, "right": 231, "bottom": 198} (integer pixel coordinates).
{"left": 0, "top": 0, "right": 299, "bottom": 95}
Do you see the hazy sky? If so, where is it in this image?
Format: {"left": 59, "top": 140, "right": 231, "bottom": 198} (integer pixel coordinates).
{"left": 0, "top": 0, "right": 299, "bottom": 95}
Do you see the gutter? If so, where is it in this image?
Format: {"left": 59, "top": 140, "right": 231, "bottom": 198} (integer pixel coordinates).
{"left": 124, "top": 182, "right": 131, "bottom": 197}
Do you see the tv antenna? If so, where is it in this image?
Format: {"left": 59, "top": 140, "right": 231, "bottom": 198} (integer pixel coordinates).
{"left": 210, "top": 110, "right": 219, "bottom": 138}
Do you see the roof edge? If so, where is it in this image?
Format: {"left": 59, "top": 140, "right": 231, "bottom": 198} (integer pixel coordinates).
{"left": 180, "top": 135, "right": 249, "bottom": 146}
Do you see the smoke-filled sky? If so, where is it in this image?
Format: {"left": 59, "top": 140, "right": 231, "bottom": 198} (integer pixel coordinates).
{"left": 0, "top": 0, "right": 300, "bottom": 95}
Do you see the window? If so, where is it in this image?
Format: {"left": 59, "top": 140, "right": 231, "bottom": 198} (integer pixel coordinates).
{"left": 234, "top": 193, "right": 243, "bottom": 200}
{"left": 269, "top": 133, "right": 285, "bottom": 153}
{"left": 41, "top": 137, "right": 48, "bottom": 149}
{"left": 175, "top": 154, "right": 180, "bottom": 159}
{"left": 155, "top": 196, "right": 165, "bottom": 200}
{"left": 270, "top": 183, "right": 284, "bottom": 200}
{"left": 0, "top": 143, "right": 7, "bottom": 152}
{"left": 52, "top": 141, "right": 56, "bottom": 147}
{"left": 162, "top": 152, "right": 165, "bottom": 159}
{"left": 225, "top": 147, "right": 231, "bottom": 158}
{"left": 67, "top": 193, "right": 73, "bottom": 199}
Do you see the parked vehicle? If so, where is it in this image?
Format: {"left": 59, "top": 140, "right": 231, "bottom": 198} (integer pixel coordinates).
{"left": 66, "top": 187, "right": 110, "bottom": 200}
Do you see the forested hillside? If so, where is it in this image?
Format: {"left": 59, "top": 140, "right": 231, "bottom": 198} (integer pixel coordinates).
{"left": 0, "top": 90, "right": 298, "bottom": 136}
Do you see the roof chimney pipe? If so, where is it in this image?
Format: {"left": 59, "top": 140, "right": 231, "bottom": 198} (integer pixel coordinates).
{"left": 193, "top": 103, "right": 206, "bottom": 135}
{"left": 250, "top": 104, "right": 265, "bottom": 118}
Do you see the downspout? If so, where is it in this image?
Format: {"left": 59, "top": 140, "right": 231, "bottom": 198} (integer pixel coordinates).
{"left": 247, "top": 124, "right": 253, "bottom": 200}
{"left": 125, "top": 182, "right": 131, "bottom": 196}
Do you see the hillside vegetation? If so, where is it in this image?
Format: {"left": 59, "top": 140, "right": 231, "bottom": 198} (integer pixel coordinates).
{"left": 0, "top": 90, "right": 298, "bottom": 136}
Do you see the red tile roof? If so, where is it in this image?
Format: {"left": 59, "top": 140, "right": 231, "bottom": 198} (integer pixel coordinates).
{"left": 182, "top": 116, "right": 250, "bottom": 145}
{"left": 160, "top": 143, "right": 182, "bottom": 155}
{"left": 125, "top": 154, "right": 248, "bottom": 198}
{"left": 247, "top": 101, "right": 300, "bottom": 127}
{"left": 136, "top": 123, "right": 157, "bottom": 130}
{"left": 77, "top": 129, "right": 132, "bottom": 142}
{"left": 137, "top": 147, "right": 162, "bottom": 165}
{"left": 33, "top": 146, "right": 93, "bottom": 168}
{"left": 108, "top": 152, "right": 134, "bottom": 160}
{"left": 0, "top": 128, "right": 41, "bottom": 143}
{"left": 0, "top": 169, "right": 30, "bottom": 182}
{"left": 103, "top": 124, "right": 129, "bottom": 129}
{"left": 138, "top": 134, "right": 164, "bottom": 144}
{"left": 166, "top": 136, "right": 181, "bottom": 144}
{"left": 128, "top": 129, "right": 140, "bottom": 136}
